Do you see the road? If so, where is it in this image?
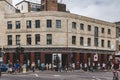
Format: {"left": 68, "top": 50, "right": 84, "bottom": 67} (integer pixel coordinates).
{"left": 0, "top": 70, "right": 115, "bottom": 80}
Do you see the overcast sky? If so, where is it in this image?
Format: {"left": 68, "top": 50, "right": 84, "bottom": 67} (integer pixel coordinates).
{"left": 12, "top": 0, "right": 120, "bottom": 22}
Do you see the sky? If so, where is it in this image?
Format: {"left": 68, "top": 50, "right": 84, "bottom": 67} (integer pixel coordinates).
{"left": 12, "top": 0, "right": 120, "bottom": 22}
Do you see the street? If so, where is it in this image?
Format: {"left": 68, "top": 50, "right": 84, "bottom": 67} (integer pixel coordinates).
{"left": 0, "top": 70, "right": 115, "bottom": 80}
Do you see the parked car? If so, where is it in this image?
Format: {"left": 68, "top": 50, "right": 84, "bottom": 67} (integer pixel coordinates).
{"left": 0, "top": 64, "right": 8, "bottom": 72}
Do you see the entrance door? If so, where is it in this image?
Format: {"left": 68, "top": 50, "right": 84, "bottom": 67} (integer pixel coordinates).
{"left": 62, "top": 54, "right": 67, "bottom": 68}
{"left": 45, "top": 54, "right": 52, "bottom": 64}
{"left": 52, "top": 53, "right": 62, "bottom": 68}
{"left": 35, "top": 53, "right": 40, "bottom": 69}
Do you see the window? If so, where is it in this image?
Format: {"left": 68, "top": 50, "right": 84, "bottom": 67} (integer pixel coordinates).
{"left": 101, "top": 28, "right": 104, "bottom": 33}
{"left": 88, "top": 25, "right": 91, "bottom": 31}
{"left": 56, "top": 20, "right": 61, "bottom": 28}
{"left": 26, "top": 20, "right": 31, "bottom": 28}
{"left": 16, "top": 35, "right": 20, "bottom": 45}
{"left": 72, "top": 36, "right": 76, "bottom": 44}
{"left": 47, "top": 34, "right": 52, "bottom": 45}
{"left": 16, "top": 21, "right": 21, "bottom": 29}
{"left": 8, "top": 35, "right": 12, "bottom": 45}
{"left": 108, "top": 40, "right": 111, "bottom": 48}
{"left": 94, "top": 26, "right": 98, "bottom": 37}
{"left": 35, "top": 20, "right": 40, "bottom": 28}
{"left": 119, "top": 28, "right": 120, "bottom": 33}
{"left": 35, "top": 34, "right": 40, "bottom": 45}
{"left": 7, "top": 21, "right": 12, "bottom": 29}
{"left": 80, "top": 37, "right": 84, "bottom": 45}
{"left": 26, "top": 34, "right": 31, "bottom": 45}
{"left": 47, "top": 20, "right": 52, "bottom": 28}
{"left": 101, "top": 40, "right": 104, "bottom": 47}
{"left": 87, "top": 38, "right": 91, "bottom": 46}
{"left": 72, "top": 22, "right": 76, "bottom": 29}
{"left": 80, "top": 23, "right": 84, "bottom": 30}
{"left": 108, "top": 29, "right": 111, "bottom": 34}
{"left": 94, "top": 38, "right": 98, "bottom": 47}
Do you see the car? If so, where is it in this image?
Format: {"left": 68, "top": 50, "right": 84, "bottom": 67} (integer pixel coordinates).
{"left": 0, "top": 64, "right": 8, "bottom": 72}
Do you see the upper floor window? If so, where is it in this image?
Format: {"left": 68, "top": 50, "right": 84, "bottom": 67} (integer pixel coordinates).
{"left": 47, "top": 20, "right": 52, "bottom": 28}
{"left": 7, "top": 21, "right": 12, "bottom": 29}
{"left": 94, "top": 38, "right": 98, "bottom": 47}
{"left": 101, "top": 28, "right": 104, "bottom": 33}
{"left": 80, "top": 23, "right": 84, "bottom": 30}
{"left": 80, "top": 37, "right": 84, "bottom": 46}
{"left": 72, "top": 36, "right": 76, "bottom": 44}
{"left": 16, "top": 35, "right": 20, "bottom": 45}
{"left": 108, "top": 29, "right": 111, "bottom": 34}
{"left": 26, "top": 20, "right": 31, "bottom": 28}
{"left": 16, "top": 21, "right": 21, "bottom": 29}
{"left": 26, "top": 34, "right": 31, "bottom": 45}
{"left": 119, "top": 28, "right": 120, "bottom": 33}
{"left": 8, "top": 35, "right": 12, "bottom": 45}
{"left": 35, "top": 34, "right": 40, "bottom": 45}
{"left": 35, "top": 20, "right": 40, "bottom": 28}
{"left": 87, "top": 38, "right": 91, "bottom": 46}
{"left": 88, "top": 25, "right": 91, "bottom": 31}
{"left": 56, "top": 20, "right": 61, "bottom": 28}
{"left": 47, "top": 34, "right": 52, "bottom": 45}
{"left": 101, "top": 40, "right": 104, "bottom": 47}
{"left": 72, "top": 22, "right": 76, "bottom": 29}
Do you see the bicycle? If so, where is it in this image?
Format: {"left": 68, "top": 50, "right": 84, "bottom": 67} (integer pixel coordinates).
{"left": 113, "top": 70, "right": 119, "bottom": 80}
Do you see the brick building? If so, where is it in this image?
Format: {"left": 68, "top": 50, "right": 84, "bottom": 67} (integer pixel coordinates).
{"left": 0, "top": 0, "right": 116, "bottom": 69}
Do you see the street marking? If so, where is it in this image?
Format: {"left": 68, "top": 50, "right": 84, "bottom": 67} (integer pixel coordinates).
{"left": 92, "top": 76, "right": 96, "bottom": 79}
{"left": 53, "top": 75, "right": 61, "bottom": 77}
{"left": 34, "top": 74, "right": 38, "bottom": 77}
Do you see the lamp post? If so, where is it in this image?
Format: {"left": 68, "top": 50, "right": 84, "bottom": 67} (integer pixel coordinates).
{"left": 16, "top": 44, "right": 24, "bottom": 72}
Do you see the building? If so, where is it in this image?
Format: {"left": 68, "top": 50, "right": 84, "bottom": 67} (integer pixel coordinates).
{"left": 15, "top": 0, "right": 66, "bottom": 13}
{"left": 15, "top": 0, "right": 41, "bottom": 13}
{"left": 115, "top": 22, "right": 120, "bottom": 57}
{"left": 0, "top": 0, "right": 116, "bottom": 69}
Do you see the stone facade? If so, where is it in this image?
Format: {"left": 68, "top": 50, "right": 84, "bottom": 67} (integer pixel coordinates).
{"left": 0, "top": 0, "right": 116, "bottom": 69}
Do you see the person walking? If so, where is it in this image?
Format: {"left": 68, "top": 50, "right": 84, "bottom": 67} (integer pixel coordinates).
{"left": 41, "top": 63, "right": 45, "bottom": 72}
{"left": 31, "top": 62, "right": 35, "bottom": 72}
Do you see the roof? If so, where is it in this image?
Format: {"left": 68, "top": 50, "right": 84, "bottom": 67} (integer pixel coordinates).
{"left": 15, "top": 0, "right": 40, "bottom": 6}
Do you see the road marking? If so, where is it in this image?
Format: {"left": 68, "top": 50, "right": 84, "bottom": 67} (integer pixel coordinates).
{"left": 34, "top": 74, "right": 38, "bottom": 77}
{"left": 92, "top": 76, "right": 101, "bottom": 80}
{"left": 53, "top": 75, "right": 61, "bottom": 77}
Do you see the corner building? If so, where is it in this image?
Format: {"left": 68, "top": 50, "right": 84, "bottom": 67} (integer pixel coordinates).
{"left": 0, "top": 0, "right": 116, "bottom": 69}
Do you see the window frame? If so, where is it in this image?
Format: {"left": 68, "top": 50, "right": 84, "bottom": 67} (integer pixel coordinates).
{"left": 26, "top": 20, "right": 32, "bottom": 28}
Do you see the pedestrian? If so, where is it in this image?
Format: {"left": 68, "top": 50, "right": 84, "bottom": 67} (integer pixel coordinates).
{"left": 72, "top": 63, "right": 75, "bottom": 72}
{"left": 15, "top": 62, "right": 19, "bottom": 73}
{"left": 48, "top": 63, "right": 51, "bottom": 70}
{"left": 46, "top": 63, "right": 48, "bottom": 70}
{"left": 41, "top": 63, "right": 45, "bottom": 72}
{"left": 31, "top": 62, "right": 35, "bottom": 72}
{"left": 80, "top": 63, "right": 83, "bottom": 70}
{"left": 102, "top": 62, "right": 106, "bottom": 71}
{"left": 84, "top": 63, "right": 87, "bottom": 71}
{"left": 0, "top": 64, "right": 1, "bottom": 77}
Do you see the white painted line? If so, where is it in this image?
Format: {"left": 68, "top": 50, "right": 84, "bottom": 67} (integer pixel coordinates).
{"left": 92, "top": 76, "right": 96, "bottom": 78}
{"left": 53, "top": 75, "right": 61, "bottom": 77}
{"left": 34, "top": 74, "right": 38, "bottom": 77}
